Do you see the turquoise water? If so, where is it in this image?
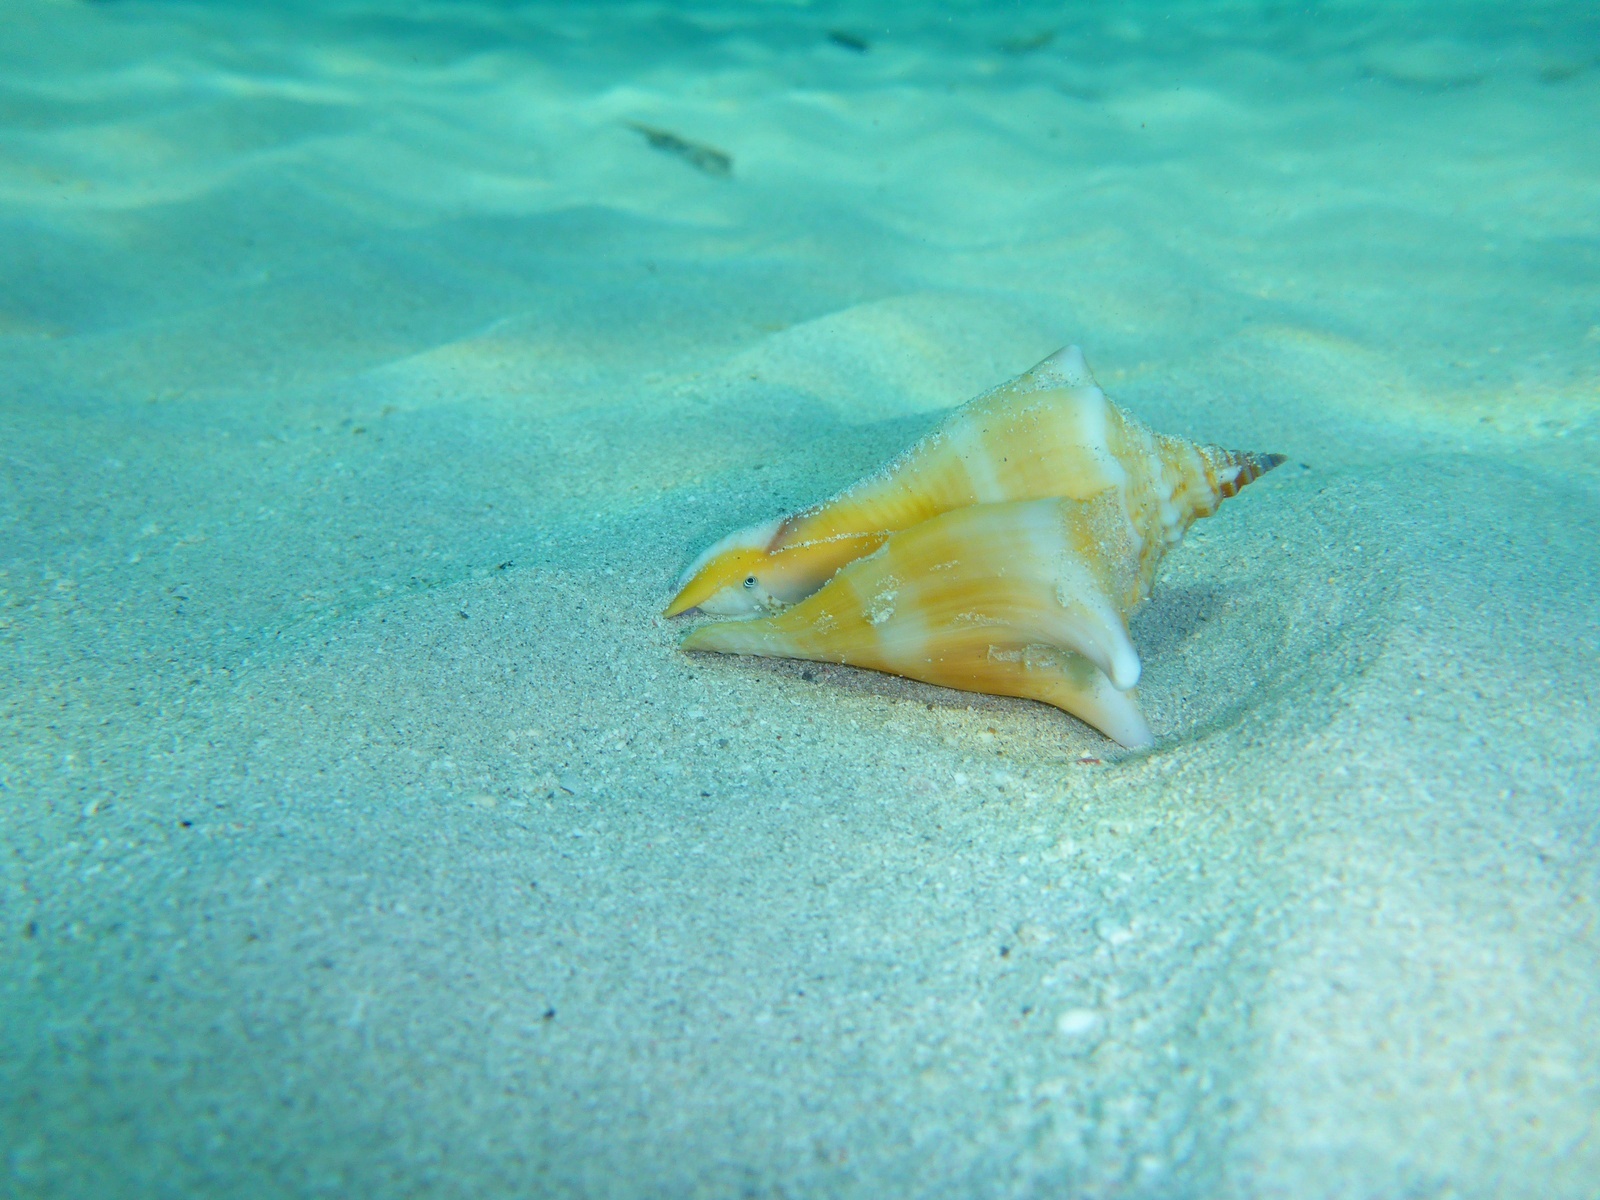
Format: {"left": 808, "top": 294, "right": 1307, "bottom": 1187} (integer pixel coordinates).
{"left": 3, "top": 2, "right": 1597, "bottom": 1196}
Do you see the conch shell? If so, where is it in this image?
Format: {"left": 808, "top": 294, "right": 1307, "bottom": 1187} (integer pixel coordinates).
{"left": 673, "top": 346, "right": 1285, "bottom": 747}
{"left": 665, "top": 345, "right": 1279, "bottom": 617}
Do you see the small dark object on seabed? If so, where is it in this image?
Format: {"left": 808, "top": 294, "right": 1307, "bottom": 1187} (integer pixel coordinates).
{"left": 628, "top": 122, "right": 732, "bottom": 178}
{"left": 999, "top": 30, "right": 1055, "bottom": 54}
{"left": 827, "top": 29, "right": 870, "bottom": 53}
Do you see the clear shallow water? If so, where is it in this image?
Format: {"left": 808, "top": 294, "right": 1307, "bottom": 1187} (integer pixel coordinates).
{"left": 2, "top": 2, "right": 1597, "bottom": 1197}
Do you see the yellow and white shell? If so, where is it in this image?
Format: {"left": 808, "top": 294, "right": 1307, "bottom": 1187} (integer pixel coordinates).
{"left": 666, "top": 346, "right": 1279, "bottom": 617}
{"left": 682, "top": 495, "right": 1162, "bottom": 748}
{"left": 673, "top": 345, "right": 1285, "bottom": 746}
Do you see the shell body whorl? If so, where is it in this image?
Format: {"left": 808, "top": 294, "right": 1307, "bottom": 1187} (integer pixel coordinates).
{"left": 682, "top": 495, "right": 1169, "bottom": 746}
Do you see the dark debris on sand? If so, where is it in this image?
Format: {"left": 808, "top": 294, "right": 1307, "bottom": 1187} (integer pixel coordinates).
{"left": 627, "top": 122, "right": 732, "bottom": 178}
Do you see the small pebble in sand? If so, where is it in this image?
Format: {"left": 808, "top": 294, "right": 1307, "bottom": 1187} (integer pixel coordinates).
{"left": 1056, "top": 1008, "right": 1102, "bottom": 1037}
{"left": 1096, "top": 922, "right": 1135, "bottom": 946}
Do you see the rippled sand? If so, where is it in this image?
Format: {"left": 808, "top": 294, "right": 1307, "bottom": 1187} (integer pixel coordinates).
{"left": 3, "top": 1, "right": 1597, "bottom": 1196}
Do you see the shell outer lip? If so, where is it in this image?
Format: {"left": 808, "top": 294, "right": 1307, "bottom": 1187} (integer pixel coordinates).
{"left": 664, "top": 516, "right": 788, "bottom": 616}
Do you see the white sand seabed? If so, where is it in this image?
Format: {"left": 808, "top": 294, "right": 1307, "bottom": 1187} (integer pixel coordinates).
{"left": 2, "top": 0, "right": 1597, "bottom": 1196}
